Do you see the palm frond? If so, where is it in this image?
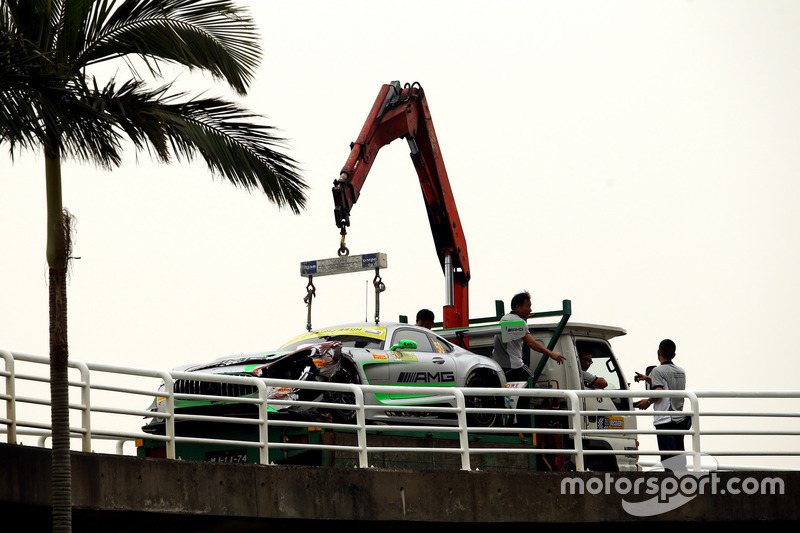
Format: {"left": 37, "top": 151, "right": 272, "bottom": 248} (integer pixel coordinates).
{"left": 161, "top": 97, "right": 308, "bottom": 212}
{"left": 0, "top": 22, "right": 120, "bottom": 161}
{"left": 90, "top": 78, "right": 308, "bottom": 212}
{"left": 0, "top": 34, "right": 49, "bottom": 147}
{"left": 81, "top": 0, "right": 260, "bottom": 94}
{"left": 2, "top": 0, "right": 306, "bottom": 207}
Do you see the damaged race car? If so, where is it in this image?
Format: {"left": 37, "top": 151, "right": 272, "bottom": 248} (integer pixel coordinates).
{"left": 143, "top": 323, "right": 508, "bottom": 433}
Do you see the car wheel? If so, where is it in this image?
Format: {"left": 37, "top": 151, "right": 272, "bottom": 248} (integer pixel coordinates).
{"left": 465, "top": 372, "right": 501, "bottom": 427}
{"left": 325, "top": 360, "right": 360, "bottom": 424}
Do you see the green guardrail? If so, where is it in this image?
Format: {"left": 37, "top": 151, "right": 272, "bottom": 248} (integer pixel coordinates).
{"left": 137, "top": 425, "right": 547, "bottom": 471}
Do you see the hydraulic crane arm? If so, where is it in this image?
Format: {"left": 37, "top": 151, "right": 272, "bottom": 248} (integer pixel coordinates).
{"left": 332, "top": 81, "right": 470, "bottom": 328}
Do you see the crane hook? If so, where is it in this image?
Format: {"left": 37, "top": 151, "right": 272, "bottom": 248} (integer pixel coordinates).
{"left": 373, "top": 270, "right": 386, "bottom": 324}
{"left": 304, "top": 277, "right": 316, "bottom": 331}
{"left": 338, "top": 225, "right": 349, "bottom": 257}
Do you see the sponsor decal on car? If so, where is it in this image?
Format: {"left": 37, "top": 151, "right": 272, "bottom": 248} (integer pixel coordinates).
{"left": 397, "top": 371, "right": 456, "bottom": 383}
{"left": 370, "top": 351, "right": 419, "bottom": 362}
{"left": 391, "top": 351, "right": 418, "bottom": 362}
{"left": 280, "top": 326, "right": 387, "bottom": 348}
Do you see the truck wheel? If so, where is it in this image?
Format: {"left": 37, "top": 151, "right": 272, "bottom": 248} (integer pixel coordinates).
{"left": 465, "top": 372, "right": 501, "bottom": 427}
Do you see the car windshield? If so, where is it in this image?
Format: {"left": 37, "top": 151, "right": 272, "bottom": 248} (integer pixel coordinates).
{"left": 281, "top": 334, "right": 385, "bottom": 351}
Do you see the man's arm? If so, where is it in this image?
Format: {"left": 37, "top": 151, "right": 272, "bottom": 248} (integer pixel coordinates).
{"left": 635, "top": 385, "right": 663, "bottom": 409}
{"left": 523, "top": 334, "right": 565, "bottom": 364}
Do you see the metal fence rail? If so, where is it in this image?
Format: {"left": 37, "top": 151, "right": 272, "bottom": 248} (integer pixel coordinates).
{"left": 2, "top": 349, "right": 799, "bottom": 472}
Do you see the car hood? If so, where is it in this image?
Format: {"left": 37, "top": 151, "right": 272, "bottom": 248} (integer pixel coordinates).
{"left": 182, "top": 350, "right": 290, "bottom": 373}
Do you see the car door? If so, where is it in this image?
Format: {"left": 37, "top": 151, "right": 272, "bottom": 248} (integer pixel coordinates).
{"left": 384, "top": 327, "right": 458, "bottom": 399}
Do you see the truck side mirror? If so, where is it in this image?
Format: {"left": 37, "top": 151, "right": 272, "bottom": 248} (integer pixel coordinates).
{"left": 645, "top": 365, "right": 656, "bottom": 389}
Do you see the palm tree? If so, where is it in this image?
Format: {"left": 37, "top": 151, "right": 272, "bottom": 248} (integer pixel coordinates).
{"left": 0, "top": 1, "right": 308, "bottom": 530}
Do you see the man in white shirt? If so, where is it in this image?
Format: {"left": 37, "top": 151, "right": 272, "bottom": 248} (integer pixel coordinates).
{"left": 635, "top": 339, "right": 688, "bottom": 469}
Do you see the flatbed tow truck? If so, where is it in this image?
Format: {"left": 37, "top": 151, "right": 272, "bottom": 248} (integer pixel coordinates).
{"left": 137, "top": 82, "right": 638, "bottom": 471}
{"left": 137, "top": 298, "right": 637, "bottom": 472}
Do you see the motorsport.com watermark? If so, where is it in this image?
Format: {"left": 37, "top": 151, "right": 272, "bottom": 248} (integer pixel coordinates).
{"left": 560, "top": 454, "right": 785, "bottom": 517}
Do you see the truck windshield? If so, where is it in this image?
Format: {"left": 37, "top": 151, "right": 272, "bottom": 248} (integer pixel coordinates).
{"left": 576, "top": 340, "right": 623, "bottom": 389}
{"left": 576, "top": 339, "right": 629, "bottom": 410}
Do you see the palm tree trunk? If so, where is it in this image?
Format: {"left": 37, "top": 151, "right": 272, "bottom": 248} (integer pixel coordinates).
{"left": 46, "top": 151, "right": 72, "bottom": 533}
{"left": 49, "top": 265, "right": 71, "bottom": 532}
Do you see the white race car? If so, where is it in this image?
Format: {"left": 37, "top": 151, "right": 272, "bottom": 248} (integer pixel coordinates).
{"left": 144, "top": 322, "right": 507, "bottom": 431}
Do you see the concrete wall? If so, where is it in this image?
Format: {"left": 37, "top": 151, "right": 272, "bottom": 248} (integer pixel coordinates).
{"left": 1, "top": 443, "right": 797, "bottom": 531}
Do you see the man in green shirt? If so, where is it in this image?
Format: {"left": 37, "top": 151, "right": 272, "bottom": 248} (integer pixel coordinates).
{"left": 492, "top": 291, "right": 565, "bottom": 381}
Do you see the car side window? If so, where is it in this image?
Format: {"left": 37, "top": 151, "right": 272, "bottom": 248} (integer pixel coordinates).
{"left": 430, "top": 334, "right": 454, "bottom": 354}
{"left": 391, "top": 329, "right": 434, "bottom": 352}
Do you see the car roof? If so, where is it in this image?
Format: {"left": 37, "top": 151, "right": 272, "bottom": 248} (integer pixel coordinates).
{"left": 320, "top": 321, "right": 407, "bottom": 328}
{"left": 302, "top": 322, "right": 431, "bottom": 333}
{"left": 281, "top": 322, "right": 437, "bottom": 348}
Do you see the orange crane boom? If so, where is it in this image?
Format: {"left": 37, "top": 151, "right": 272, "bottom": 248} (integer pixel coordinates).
{"left": 332, "top": 81, "right": 470, "bottom": 328}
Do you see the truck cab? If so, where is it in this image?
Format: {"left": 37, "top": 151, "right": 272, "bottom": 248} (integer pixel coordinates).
{"left": 444, "top": 320, "right": 639, "bottom": 471}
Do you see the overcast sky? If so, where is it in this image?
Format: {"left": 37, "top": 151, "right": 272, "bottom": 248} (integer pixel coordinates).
{"left": 2, "top": 1, "right": 799, "bottom": 464}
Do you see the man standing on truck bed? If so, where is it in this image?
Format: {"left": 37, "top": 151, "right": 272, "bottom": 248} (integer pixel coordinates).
{"left": 492, "top": 291, "right": 565, "bottom": 381}
{"left": 416, "top": 308, "right": 435, "bottom": 329}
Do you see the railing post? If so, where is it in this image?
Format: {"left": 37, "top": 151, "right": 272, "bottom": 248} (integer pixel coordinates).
{"left": 256, "top": 380, "right": 270, "bottom": 465}
{"left": 354, "top": 385, "right": 368, "bottom": 468}
{"left": 567, "top": 391, "right": 584, "bottom": 471}
{"left": 158, "top": 371, "right": 176, "bottom": 460}
{"left": 687, "top": 391, "right": 701, "bottom": 471}
{"left": 455, "top": 388, "right": 471, "bottom": 470}
{"left": 74, "top": 361, "right": 92, "bottom": 452}
{"left": 0, "top": 350, "right": 16, "bottom": 444}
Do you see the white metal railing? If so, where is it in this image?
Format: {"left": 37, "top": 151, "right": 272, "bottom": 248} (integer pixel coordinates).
{"left": 2, "top": 348, "right": 799, "bottom": 472}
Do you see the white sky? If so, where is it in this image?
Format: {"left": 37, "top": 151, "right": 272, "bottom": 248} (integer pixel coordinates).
{"left": 2, "top": 1, "right": 799, "bottom": 460}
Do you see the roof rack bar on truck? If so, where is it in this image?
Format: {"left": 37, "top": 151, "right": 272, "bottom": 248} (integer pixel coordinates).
{"left": 529, "top": 299, "right": 571, "bottom": 380}
{"left": 402, "top": 299, "right": 572, "bottom": 380}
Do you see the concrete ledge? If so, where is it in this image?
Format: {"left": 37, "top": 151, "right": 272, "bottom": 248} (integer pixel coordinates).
{"left": 2, "top": 443, "right": 798, "bottom": 530}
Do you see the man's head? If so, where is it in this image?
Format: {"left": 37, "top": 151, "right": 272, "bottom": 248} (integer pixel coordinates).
{"left": 658, "top": 339, "right": 676, "bottom": 360}
{"left": 510, "top": 291, "right": 532, "bottom": 319}
{"left": 579, "top": 353, "right": 593, "bottom": 371}
{"left": 416, "top": 308, "right": 435, "bottom": 329}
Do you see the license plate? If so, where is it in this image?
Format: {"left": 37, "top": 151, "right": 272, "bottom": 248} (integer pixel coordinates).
{"left": 206, "top": 449, "right": 248, "bottom": 463}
